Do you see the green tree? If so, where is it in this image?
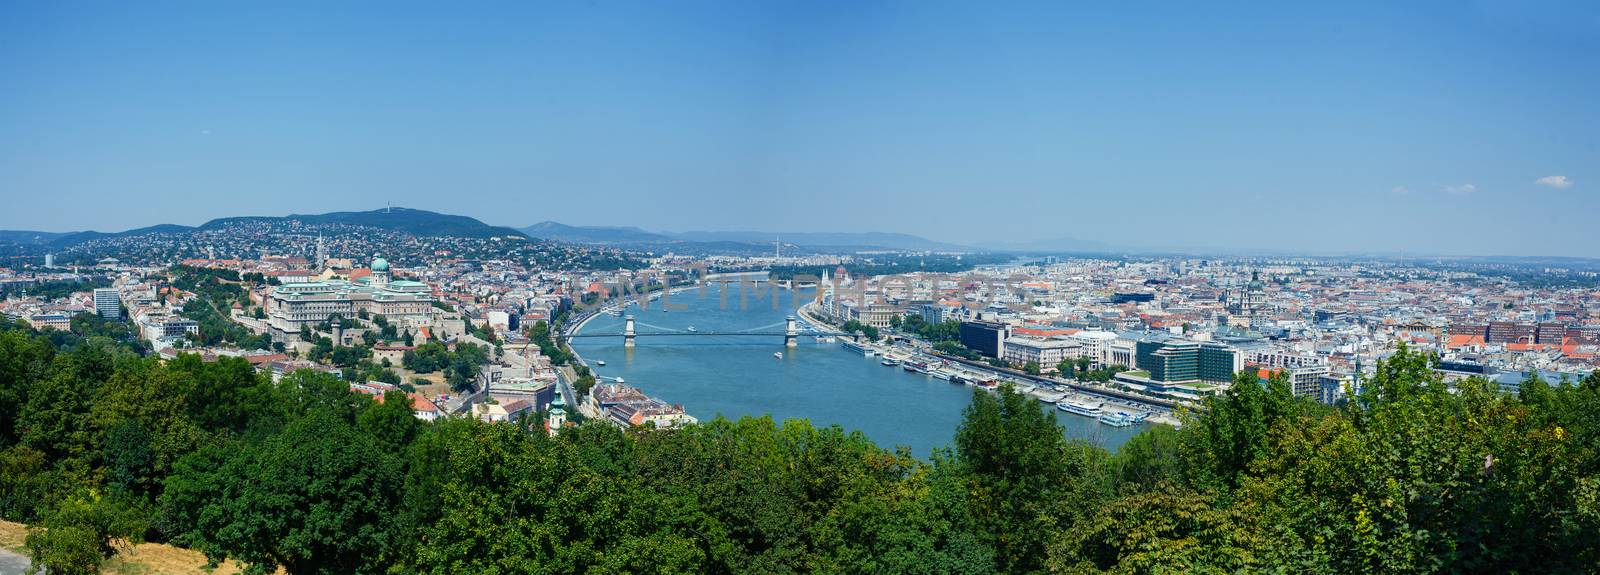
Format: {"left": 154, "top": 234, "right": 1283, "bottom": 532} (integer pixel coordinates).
{"left": 160, "top": 408, "right": 403, "bottom": 575}
{"left": 1048, "top": 485, "right": 1260, "bottom": 574}
{"left": 0, "top": 328, "right": 55, "bottom": 447}
{"left": 24, "top": 490, "right": 147, "bottom": 575}
{"left": 359, "top": 390, "right": 420, "bottom": 452}
{"left": 101, "top": 420, "right": 156, "bottom": 499}
{"left": 1180, "top": 369, "right": 1300, "bottom": 491}
{"left": 167, "top": 355, "right": 276, "bottom": 435}
{"left": 575, "top": 373, "right": 597, "bottom": 398}
{"left": 954, "top": 385, "right": 1107, "bottom": 573}
{"left": 1107, "top": 424, "right": 1185, "bottom": 491}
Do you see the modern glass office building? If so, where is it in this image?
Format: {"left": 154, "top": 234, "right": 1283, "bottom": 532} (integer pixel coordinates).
{"left": 1135, "top": 338, "right": 1238, "bottom": 383}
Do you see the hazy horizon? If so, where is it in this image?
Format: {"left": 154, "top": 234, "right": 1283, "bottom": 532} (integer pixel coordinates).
{"left": 3, "top": 2, "right": 1597, "bottom": 256}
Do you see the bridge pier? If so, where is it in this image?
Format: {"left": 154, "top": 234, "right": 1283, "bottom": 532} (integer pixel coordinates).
{"left": 624, "top": 315, "right": 636, "bottom": 348}
{"left": 785, "top": 315, "right": 798, "bottom": 348}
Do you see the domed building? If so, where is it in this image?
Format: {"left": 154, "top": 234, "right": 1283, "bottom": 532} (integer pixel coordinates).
{"left": 1242, "top": 270, "right": 1266, "bottom": 319}
{"left": 266, "top": 254, "right": 436, "bottom": 342}
{"left": 370, "top": 256, "right": 391, "bottom": 286}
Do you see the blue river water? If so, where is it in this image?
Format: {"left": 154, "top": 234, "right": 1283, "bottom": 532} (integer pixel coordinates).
{"left": 571, "top": 287, "right": 1142, "bottom": 457}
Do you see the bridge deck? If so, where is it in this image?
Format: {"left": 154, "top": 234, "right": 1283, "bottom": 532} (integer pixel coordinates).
{"left": 566, "top": 331, "right": 818, "bottom": 337}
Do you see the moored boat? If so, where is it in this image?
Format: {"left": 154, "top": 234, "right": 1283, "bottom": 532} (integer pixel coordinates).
{"left": 1056, "top": 397, "right": 1103, "bottom": 417}
{"left": 1097, "top": 412, "right": 1136, "bottom": 427}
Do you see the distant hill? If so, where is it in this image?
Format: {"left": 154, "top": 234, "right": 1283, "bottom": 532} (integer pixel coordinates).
{"left": 0, "top": 230, "right": 71, "bottom": 245}
{"left": 670, "top": 230, "right": 970, "bottom": 252}
{"left": 518, "top": 222, "right": 973, "bottom": 252}
{"left": 521, "top": 221, "right": 673, "bottom": 244}
{"left": 201, "top": 208, "right": 527, "bottom": 239}
{"left": 0, "top": 208, "right": 527, "bottom": 250}
{"left": 975, "top": 236, "right": 1112, "bottom": 253}
{"left": 48, "top": 224, "right": 199, "bottom": 247}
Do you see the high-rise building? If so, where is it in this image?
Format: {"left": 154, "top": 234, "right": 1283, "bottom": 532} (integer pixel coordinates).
{"left": 1487, "top": 321, "right": 1534, "bottom": 344}
{"left": 1134, "top": 338, "right": 1239, "bottom": 384}
{"left": 1111, "top": 292, "right": 1155, "bottom": 304}
{"left": 43, "top": 253, "right": 54, "bottom": 268}
{"left": 1286, "top": 365, "right": 1331, "bottom": 398}
{"left": 1536, "top": 322, "right": 1567, "bottom": 345}
{"left": 958, "top": 320, "right": 1009, "bottom": 358}
{"left": 93, "top": 288, "right": 122, "bottom": 319}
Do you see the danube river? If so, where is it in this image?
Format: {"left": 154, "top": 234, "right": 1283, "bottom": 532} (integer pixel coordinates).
{"left": 570, "top": 287, "right": 1143, "bottom": 457}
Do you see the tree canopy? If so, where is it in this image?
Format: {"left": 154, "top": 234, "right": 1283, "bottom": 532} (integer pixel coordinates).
{"left": 0, "top": 320, "right": 1595, "bottom": 574}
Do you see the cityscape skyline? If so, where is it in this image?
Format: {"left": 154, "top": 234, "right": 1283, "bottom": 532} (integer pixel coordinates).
{"left": 6, "top": 4, "right": 1600, "bottom": 573}
{"left": 3, "top": 1, "right": 1597, "bottom": 256}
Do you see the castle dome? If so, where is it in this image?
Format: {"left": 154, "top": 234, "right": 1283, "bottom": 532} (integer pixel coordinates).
{"left": 372, "top": 257, "right": 390, "bottom": 272}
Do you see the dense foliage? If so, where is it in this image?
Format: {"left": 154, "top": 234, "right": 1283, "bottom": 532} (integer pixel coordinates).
{"left": 840, "top": 320, "right": 881, "bottom": 342}
{"left": 898, "top": 315, "right": 960, "bottom": 343}
{"left": 0, "top": 318, "right": 1595, "bottom": 574}
{"left": 401, "top": 341, "right": 489, "bottom": 390}
{"left": 170, "top": 266, "right": 274, "bottom": 349}
{"left": 933, "top": 341, "right": 983, "bottom": 360}
{"left": 0, "top": 277, "right": 111, "bottom": 300}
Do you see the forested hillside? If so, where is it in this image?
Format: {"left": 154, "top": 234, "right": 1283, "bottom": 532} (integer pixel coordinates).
{"left": 0, "top": 319, "right": 1595, "bottom": 574}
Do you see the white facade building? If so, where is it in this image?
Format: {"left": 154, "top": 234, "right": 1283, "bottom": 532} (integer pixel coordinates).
{"left": 1001, "top": 336, "right": 1082, "bottom": 367}
{"left": 266, "top": 257, "right": 434, "bottom": 341}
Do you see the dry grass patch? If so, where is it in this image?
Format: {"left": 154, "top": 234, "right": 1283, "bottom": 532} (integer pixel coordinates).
{"left": 0, "top": 519, "right": 25, "bottom": 553}
{"left": 102, "top": 542, "right": 252, "bottom": 575}
{"left": 1, "top": 519, "right": 260, "bottom": 575}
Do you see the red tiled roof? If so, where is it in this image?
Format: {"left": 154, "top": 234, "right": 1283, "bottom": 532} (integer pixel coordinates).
{"left": 244, "top": 353, "right": 289, "bottom": 365}
{"left": 1013, "top": 327, "right": 1078, "bottom": 338}
{"left": 410, "top": 392, "right": 440, "bottom": 413}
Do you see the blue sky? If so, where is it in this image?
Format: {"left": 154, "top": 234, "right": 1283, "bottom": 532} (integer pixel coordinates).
{"left": 1, "top": 1, "right": 1596, "bottom": 256}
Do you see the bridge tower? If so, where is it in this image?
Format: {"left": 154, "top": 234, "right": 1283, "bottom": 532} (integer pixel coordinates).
{"left": 785, "top": 315, "right": 798, "bottom": 348}
{"left": 624, "top": 315, "right": 636, "bottom": 348}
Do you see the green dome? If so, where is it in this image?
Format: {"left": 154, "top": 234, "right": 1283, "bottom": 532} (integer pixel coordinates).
{"left": 371, "top": 257, "right": 390, "bottom": 272}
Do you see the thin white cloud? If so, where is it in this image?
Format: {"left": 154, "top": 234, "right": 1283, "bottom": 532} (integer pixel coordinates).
{"left": 1391, "top": 185, "right": 1410, "bottom": 195}
{"left": 1535, "top": 175, "right": 1573, "bottom": 189}
{"left": 1445, "top": 183, "right": 1476, "bottom": 195}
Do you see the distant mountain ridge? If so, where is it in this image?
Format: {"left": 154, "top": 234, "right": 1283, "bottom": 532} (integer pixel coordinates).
{"left": 671, "top": 230, "right": 969, "bottom": 251}
{"left": 1, "top": 208, "right": 528, "bottom": 248}
{"left": 520, "top": 222, "right": 973, "bottom": 252}
{"left": 203, "top": 208, "right": 528, "bottom": 239}
{"left": 975, "top": 236, "right": 1111, "bottom": 253}
{"left": 521, "top": 221, "right": 672, "bottom": 244}
{"left": 0, "top": 230, "right": 72, "bottom": 245}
